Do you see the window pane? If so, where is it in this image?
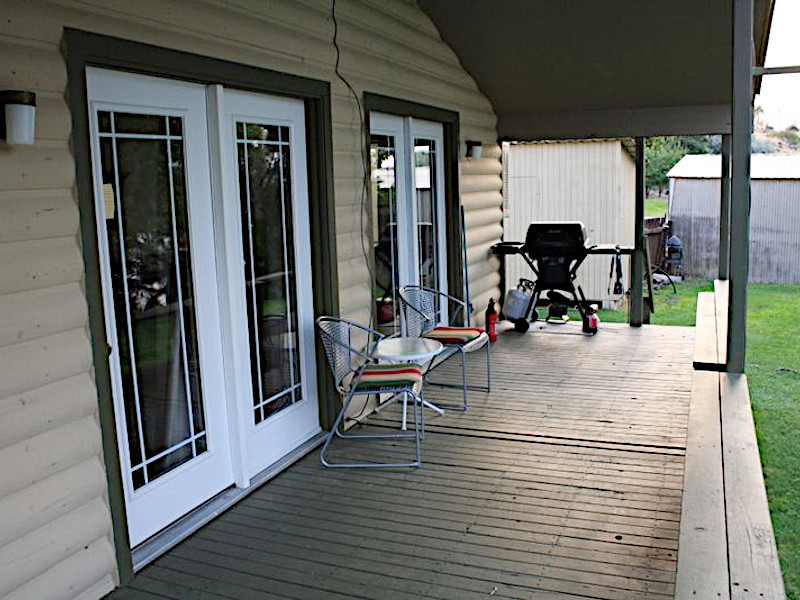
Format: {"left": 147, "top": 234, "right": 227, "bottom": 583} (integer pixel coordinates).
{"left": 114, "top": 112, "right": 167, "bottom": 135}
{"left": 414, "top": 138, "right": 440, "bottom": 294}
{"left": 238, "top": 122, "right": 302, "bottom": 425}
{"left": 371, "top": 135, "right": 400, "bottom": 333}
{"left": 101, "top": 111, "right": 207, "bottom": 490}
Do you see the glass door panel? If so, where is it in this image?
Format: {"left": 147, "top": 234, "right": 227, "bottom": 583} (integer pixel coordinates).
{"left": 220, "top": 89, "right": 320, "bottom": 479}
{"left": 414, "top": 138, "right": 441, "bottom": 291}
{"left": 370, "top": 133, "right": 401, "bottom": 331}
{"left": 369, "top": 114, "right": 447, "bottom": 328}
{"left": 237, "top": 123, "right": 301, "bottom": 424}
{"left": 99, "top": 111, "right": 207, "bottom": 488}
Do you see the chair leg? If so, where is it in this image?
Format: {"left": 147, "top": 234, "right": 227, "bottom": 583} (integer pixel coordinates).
{"left": 320, "top": 390, "right": 424, "bottom": 468}
{"left": 425, "top": 341, "right": 496, "bottom": 410}
{"left": 485, "top": 339, "right": 491, "bottom": 393}
{"left": 414, "top": 390, "right": 423, "bottom": 464}
{"left": 320, "top": 392, "right": 355, "bottom": 467}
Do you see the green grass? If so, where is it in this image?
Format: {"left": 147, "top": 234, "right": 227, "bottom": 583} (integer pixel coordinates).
{"left": 745, "top": 284, "right": 800, "bottom": 598}
{"left": 588, "top": 278, "right": 714, "bottom": 326}
{"left": 645, "top": 197, "right": 668, "bottom": 218}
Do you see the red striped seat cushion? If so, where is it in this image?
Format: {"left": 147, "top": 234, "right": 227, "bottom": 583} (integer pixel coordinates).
{"left": 422, "top": 326, "right": 485, "bottom": 345}
{"left": 353, "top": 362, "right": 424, "bottom": 392}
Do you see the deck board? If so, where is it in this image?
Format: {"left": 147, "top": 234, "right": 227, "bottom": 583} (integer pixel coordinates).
{"left": 109, "top": 322, "right": 695, "bottom": 600}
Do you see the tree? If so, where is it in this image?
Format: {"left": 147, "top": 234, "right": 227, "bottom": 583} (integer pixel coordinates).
{"left": 645, "top": 137, "right": 686, "bottom": 196}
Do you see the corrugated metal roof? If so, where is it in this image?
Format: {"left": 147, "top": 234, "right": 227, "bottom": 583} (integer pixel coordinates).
{"left": 667, "top": 154, "right": 800, "bottom": 180}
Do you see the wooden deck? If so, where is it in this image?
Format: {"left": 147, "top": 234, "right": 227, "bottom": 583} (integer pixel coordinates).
{"left": 110, "top": 321, "right": 697, "bottom": 600}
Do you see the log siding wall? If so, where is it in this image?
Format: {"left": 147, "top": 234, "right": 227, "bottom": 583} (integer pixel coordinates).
{"left": 0, "top": 1, "right": 502, "bottom": 597}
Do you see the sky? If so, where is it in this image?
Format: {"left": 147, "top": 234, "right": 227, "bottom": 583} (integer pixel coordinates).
{"left": 755, "top": 0, "right": 800, "bottom": 129}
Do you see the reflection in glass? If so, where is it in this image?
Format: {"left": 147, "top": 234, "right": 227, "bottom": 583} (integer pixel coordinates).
{"left": 237, "top": 123, "right": 302, "bottom": 425}
{"left": 370, "top": 134, "right": 400, "bottom": 332}
{"left": 414, "top": 138, "right": 440, "bottom": 294}
{"left": 99, "top": 111, "right": 207, "bottom": 490}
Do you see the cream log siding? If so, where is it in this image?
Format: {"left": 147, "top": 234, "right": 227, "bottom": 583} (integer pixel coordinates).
{"left": 503, "top": 140, "right": 635, "bottom": 306}
{"left": 0, "top": 1, "right": 501, "bottom": 597}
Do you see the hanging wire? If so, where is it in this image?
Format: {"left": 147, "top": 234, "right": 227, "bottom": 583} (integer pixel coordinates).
{"left": 331, "top": 0, "right": 374, "bottom": 328}
{"left": 331, "top": 0, "right": 375, "bottom": 423}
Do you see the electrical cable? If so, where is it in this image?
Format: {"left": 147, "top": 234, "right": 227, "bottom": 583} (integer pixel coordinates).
{"left": 331, "top": 0, "right": 374, "bottom": 327}
{"left": 331, "top": 0, "right": 376, "bottom": 424}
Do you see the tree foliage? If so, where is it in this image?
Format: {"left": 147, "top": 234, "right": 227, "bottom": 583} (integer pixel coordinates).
{"left": 645, "top": 137, "right": 686, "bottom": 196}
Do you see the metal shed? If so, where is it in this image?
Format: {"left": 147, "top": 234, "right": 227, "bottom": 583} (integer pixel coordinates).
{"left": 502, "top": 140, "right": 636, "bottom": 306}
{"left": 669, "top": 154, "right": 800, "bottom": 282}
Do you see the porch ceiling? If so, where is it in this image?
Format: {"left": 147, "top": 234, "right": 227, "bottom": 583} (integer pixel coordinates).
{"left": 417, "top": 0, "right": 774, "bottom": 139}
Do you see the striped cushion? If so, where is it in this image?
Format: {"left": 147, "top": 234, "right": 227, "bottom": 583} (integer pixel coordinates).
{"left": 353, "top": 363, "right": 424, "bottom": 392}
{"left": 422, "top": 326, "right": 485, "bottom": 345}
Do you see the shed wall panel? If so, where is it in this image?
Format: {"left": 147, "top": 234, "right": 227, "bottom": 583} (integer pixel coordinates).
{"left": 503, "top": 141, "right": 636, "bottom": 306}
{"left": 670, "top": 178, "right": 800, "bottom": 283}
{"left": 0, "top": 2, "right": 500, "bottom": 597}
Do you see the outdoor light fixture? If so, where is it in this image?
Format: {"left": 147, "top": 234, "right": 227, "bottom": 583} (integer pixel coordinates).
{"left": 1, "top": 91, "right": 37, "bottom": 146}
{"left": 466, "top": 140, "right": 482, "bottom": 159}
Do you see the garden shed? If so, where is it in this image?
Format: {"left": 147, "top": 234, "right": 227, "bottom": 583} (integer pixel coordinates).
{"left": 669, "top": 153, "right": 800, "bottom": 282}
{"left": 502, "top": 139, "right": 636, "bottom": 306}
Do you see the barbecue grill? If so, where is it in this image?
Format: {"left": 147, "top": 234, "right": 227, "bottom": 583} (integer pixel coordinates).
{"left": 492, "top": 222, "right": 594, "bottom": 332}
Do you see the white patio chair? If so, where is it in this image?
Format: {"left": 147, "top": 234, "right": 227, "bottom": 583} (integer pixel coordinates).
{"left": 398, "top": 285, "right": 491, "bottom": 411}
{"left": 316, "top": 316, "right": 425, "bottom": 468}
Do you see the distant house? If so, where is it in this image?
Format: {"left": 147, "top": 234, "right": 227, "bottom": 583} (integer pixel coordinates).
{"left": 502, "top": 140, "right": 636, "bottom": 306}
{"left": 669, "top": 154, "right": 800, "bottom": 283}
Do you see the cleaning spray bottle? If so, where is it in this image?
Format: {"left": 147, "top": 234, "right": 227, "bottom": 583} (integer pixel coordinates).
{"left": 485, "top": 298, "right": 498, "bottom": 342}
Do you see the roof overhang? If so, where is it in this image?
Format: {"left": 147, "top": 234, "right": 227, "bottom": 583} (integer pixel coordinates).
{"left": 417, "top": 0, "right": 775, "bottom": 140}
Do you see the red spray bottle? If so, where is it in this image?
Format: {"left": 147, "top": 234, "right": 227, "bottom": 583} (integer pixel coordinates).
{"left": 485, "top": 298, "right": 498, "bottom": 342}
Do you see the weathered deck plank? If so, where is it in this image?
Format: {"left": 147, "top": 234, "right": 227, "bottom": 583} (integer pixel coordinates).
{"left": 721, "top": 373, "right": 786, "bottom": 599}
{"left": 675, "top": 370, "right": 729, "bottom": 599}
{"left": 109, "top": 322, "right": 695, "bottom": 600}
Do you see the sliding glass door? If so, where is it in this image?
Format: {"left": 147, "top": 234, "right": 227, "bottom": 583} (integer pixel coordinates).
{"left": 88, "top": 69, "right": 320, "bottom": 547}
{"left": 370, "top": 113, "right": 447, "bottom": 331}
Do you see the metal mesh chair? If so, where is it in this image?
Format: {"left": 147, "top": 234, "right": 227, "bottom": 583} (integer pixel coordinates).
{"left": 316, "top": 316, "right": 425, "bottom": 468}
{"left": 398, "top": 286, "right": 490, "bottom": 411}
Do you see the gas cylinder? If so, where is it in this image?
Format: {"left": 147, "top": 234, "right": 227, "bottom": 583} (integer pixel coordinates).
{"left": 504, "top": 286, "right": 530, "bottom": 320}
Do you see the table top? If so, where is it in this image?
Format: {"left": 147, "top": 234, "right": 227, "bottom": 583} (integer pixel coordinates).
{"left": 373, "top": 337, "right": 443, "bottom": 362}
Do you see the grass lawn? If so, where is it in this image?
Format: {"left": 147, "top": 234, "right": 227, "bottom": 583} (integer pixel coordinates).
{"left": 645, "top": 197, "right": 668, "bottom": 218}
{"left": 593, "top": 278, "right": 714, "bottom": 326}
{"left": 746, "top": 284, "right": 800, "bottom": 598}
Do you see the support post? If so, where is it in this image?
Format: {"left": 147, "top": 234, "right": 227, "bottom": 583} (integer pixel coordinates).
{"left": 718, "top": 134, "right": 731, "bottom": 280}
{"left": 630, "top": 137, "right": 646, "bottom": 327}
{"left": 727, "top": 0, "right": 753, "bottom": 374}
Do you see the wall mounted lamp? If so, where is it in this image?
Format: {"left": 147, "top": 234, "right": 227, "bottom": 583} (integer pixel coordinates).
{"left": 1, "top": 90, "right": 37, "bottom": 146}
{"left": 466, "top": 140, "right": 482, "bottom": 159}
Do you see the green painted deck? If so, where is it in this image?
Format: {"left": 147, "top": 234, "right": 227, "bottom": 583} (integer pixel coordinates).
{"left": 110, "top": 321, "right": 695, "bottom": 600}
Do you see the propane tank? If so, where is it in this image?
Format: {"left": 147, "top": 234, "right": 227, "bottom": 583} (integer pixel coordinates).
{"left": 485, "top": 298, "right": 498, "bottom": 342}
{"left": 504, "top": 282, "right": 531, "bottom": 320}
